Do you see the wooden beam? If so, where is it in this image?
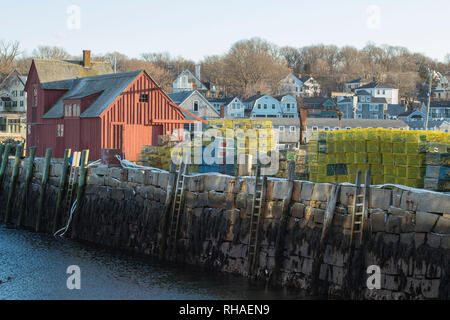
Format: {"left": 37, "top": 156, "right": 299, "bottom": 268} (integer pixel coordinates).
{"left": 151, "top": 119, "right": 206, "bottom": 124}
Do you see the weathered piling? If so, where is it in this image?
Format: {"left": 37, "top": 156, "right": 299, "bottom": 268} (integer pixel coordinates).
{"left": 70, "top": 150, "right": 89, "bottom": 240}
{"left": 35, "top": 148, "right": 52, "bottom": 232}
{"left": 0, "top": 145, "right": 4, "bottom": 172}
{"left": 4, "top": 143, "right": 24, "bottom": 224}
{"left": 0, "top": 144, "right": 12, "bottom": 190}
{"left": 17, "top": 146, "right": 36, "bottom": 228}
{"left": 52, "top": 149, "right": 72, "bottom": 233}
{"left": 159, "top": 161, "right": 177, "bottom": 260}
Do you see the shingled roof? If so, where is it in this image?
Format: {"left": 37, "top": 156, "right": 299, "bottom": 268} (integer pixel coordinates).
{"left": 43, "top": 70, "right": 142, "bottom": 119}
{"left": 356, "top": 81, "right": 396, "bottom": 89}
{"left": 31, "top": 58, "right": 113, "bottom": 84}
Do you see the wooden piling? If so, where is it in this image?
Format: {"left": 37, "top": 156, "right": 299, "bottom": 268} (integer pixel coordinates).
{"left": 5, "top": 143, "right": 24, "bottom": 224}
{"left": 17, "top": 146, "right": 36, "bottom": 228}
{"left": 0, "top": 144, "right": 12, "bottom": 190}
{"left": 35, "top": 148, "right": 52, "bottom": 232}
{"left": 0, "top": 145, "right": 4, "bottom": 172}
{"left": 321, "top": 184, "right": 340, "bottom": 244}
{"left": 159, "top": 161, "right": 177, "bottom": 260}
{"left": 70, "top": 150, "right": 89, "bottom": 240}
{"left": 271, "top": 161, "right": 295, "bottom": 286}
{"left": 52, "top": 149, "right": 72, "bottom": 233}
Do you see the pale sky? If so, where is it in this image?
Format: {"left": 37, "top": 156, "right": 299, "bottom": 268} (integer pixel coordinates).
{"left": 2, "top": 0, "right": 449, "bottom": 62}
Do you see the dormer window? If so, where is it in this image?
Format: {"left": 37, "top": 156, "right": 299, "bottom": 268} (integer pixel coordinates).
{"left": 65, "top": 103, "right": 80, "bottom": 117}
{"left": 73, "top": 104, "right": 80, "bottom": 116}
{"left": 65, "top": 104, "right": 72, "bottom": 117}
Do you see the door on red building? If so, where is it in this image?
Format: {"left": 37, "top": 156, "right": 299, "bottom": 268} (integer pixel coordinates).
{"left": 151, "top": 125, "right": 163, "bottom": 146}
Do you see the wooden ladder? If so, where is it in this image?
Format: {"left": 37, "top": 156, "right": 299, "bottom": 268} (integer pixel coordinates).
{"left": 65, "top": 151, "right": 81, "bottom": 216}
{"left": 350, "top": 170, "right": 370, "bottom": 247}
{"left": 169, "top": 160, "right": 188, "bottom": 250}
{"left": 247, "top": 166, "right": 266, "bottom": 276}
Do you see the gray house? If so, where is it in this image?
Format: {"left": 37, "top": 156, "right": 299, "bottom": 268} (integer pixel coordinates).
{"left": 168, "top": 90, "right": 219, "bottom": 133}
{"left": 338, "top": 90, "right": 387, "bottom": 119}
{"left": 398, "top": 109, "right": 450, "bottom": 132}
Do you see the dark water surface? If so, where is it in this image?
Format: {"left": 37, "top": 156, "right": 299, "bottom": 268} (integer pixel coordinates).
{"left": 0, "top": 226, "right": 308, "bottom": 300}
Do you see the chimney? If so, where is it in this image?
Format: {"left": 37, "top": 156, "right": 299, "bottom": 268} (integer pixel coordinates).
{"left": 220, "top": 105, "right": 225, "bottom": 118}
{"left": 83, "top": 50, "right": 91, "bottom": 67}
{"left": 195, "top": 64, "right": 201, "bottom": 80}
{"left": 372, "top": 76, "right": 376, "bottom": 82}
{"left": 192, "top": 83, "right": 198, "bottom": 90}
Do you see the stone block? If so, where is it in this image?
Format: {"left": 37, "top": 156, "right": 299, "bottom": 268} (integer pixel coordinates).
{"left": 433, "top": 216, "right": 450, "bottom": 234}
{"left": 387, "top": 206, "right": 407, "bottom": 216}
{"left": 157, "top": 172, "right": 169, "bottom": 188}
{"left": 50, "top": 162, "right": 62, "bottom": 177}
{"left": 313, "top": 208, "right": 325, "bottom": 224}
{"left": 128, "top": 168, "right": 145, "bottom": 184}
{"left": 204, "top": 174, "right": 230, "bottom": 192}
{"left": 186, "top": 175, "right": 204, "bottom": 192}
{"left": 400, "top": 191, "right": 419, "bottom": 211}
{"left": 208, "top": 191, "right": 227, "bottom": 209}
{"left": 292, "top": 181, "right": 302, "bottom": 202}
{"left": 184, "top": 191, "right": 198, "bottom": 208}
{"left": 369, "top": 188, "right": 392, "bottom": 210}
{"left": 300, "top": 182, "right": 314, "bottom": 201}
{"left": 416, "top": 193, "right": 450, "bottom": 214}
{"left": 401, "top": 213, "right": 415, "bottom": 233}
{"left": 371, "top": 211, "right": 386, "bottom": 232}
{"left": 143, "top": 170, "right": 154, "bottom": 185}
{"left": 265, "top": 201, "right": 283, "bottom": 219}
{"left": 87, "top": 173, "right": 105, "bottom": 185}
{"left": 339, "top": 185, "right": 355, "bottom": 206}
{"left": 415, "top": 211, "right": 439, "bottom": 233}
{"left": 109, "top": 167, "right": 127, "bottom": 181}
{"left": 90, "top": 165, "right": 108, "bottom": 176}
{"left": 311, "top": 183, "right": 333, "bottom": 202}
{"left": 270, "top": 180, "right": 291, "bottom": 200}
{"left": 290, "top": 203, "right": 305, "bottom": 219}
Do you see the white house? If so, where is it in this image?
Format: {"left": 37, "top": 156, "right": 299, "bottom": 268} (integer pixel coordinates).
{"left": 354, "top": 81, "right": 399, "bottom": 104}
{"left": 207, "top": 97, "right": 245, "bottom": 118}
{"left": 172, "top": 69, "right": 208, "bottom": 93}
{"left": 0, "top": 69, "right": 27, "bottom": 140}
{"left": 244, "top": 95, "right": 283, "bottom": 118}
{"left": 278, "top": 74, "right": 321, "bottom": 97}
{"left": 274, "top": 94, "right": 298, "bottom": 118}
{"left": 433, "top": 72, "right": 450, "bottom": 100}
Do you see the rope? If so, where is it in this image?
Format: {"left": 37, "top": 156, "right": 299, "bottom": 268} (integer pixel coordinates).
{"left": 86, "top": 159, "right": 101, "bottom": 168}
{"left": 54, "top": 199, "right": 77, "bottom": 238}
{"left": 115, "top": 155, "right": 167, "bottom": 172}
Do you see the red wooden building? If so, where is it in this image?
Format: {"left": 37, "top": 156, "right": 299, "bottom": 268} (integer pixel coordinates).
{"left": 25, "top": 52, "right": 204, "bottom": 161}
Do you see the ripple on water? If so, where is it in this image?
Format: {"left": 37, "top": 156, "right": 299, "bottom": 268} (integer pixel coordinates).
{"left": 0, "top": 226, "right": 310, "bottom": 300}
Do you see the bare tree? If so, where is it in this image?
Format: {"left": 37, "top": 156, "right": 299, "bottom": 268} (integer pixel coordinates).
{"left": 0, "top": 40, "right": 20, "bottom": 75}
{"left": 32, "top": 46, "right": 71, "bottom": 60}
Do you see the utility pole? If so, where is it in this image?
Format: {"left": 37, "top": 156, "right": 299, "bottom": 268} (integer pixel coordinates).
{"left": 425, "top": 68, "right": 433, "bottom": 130}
